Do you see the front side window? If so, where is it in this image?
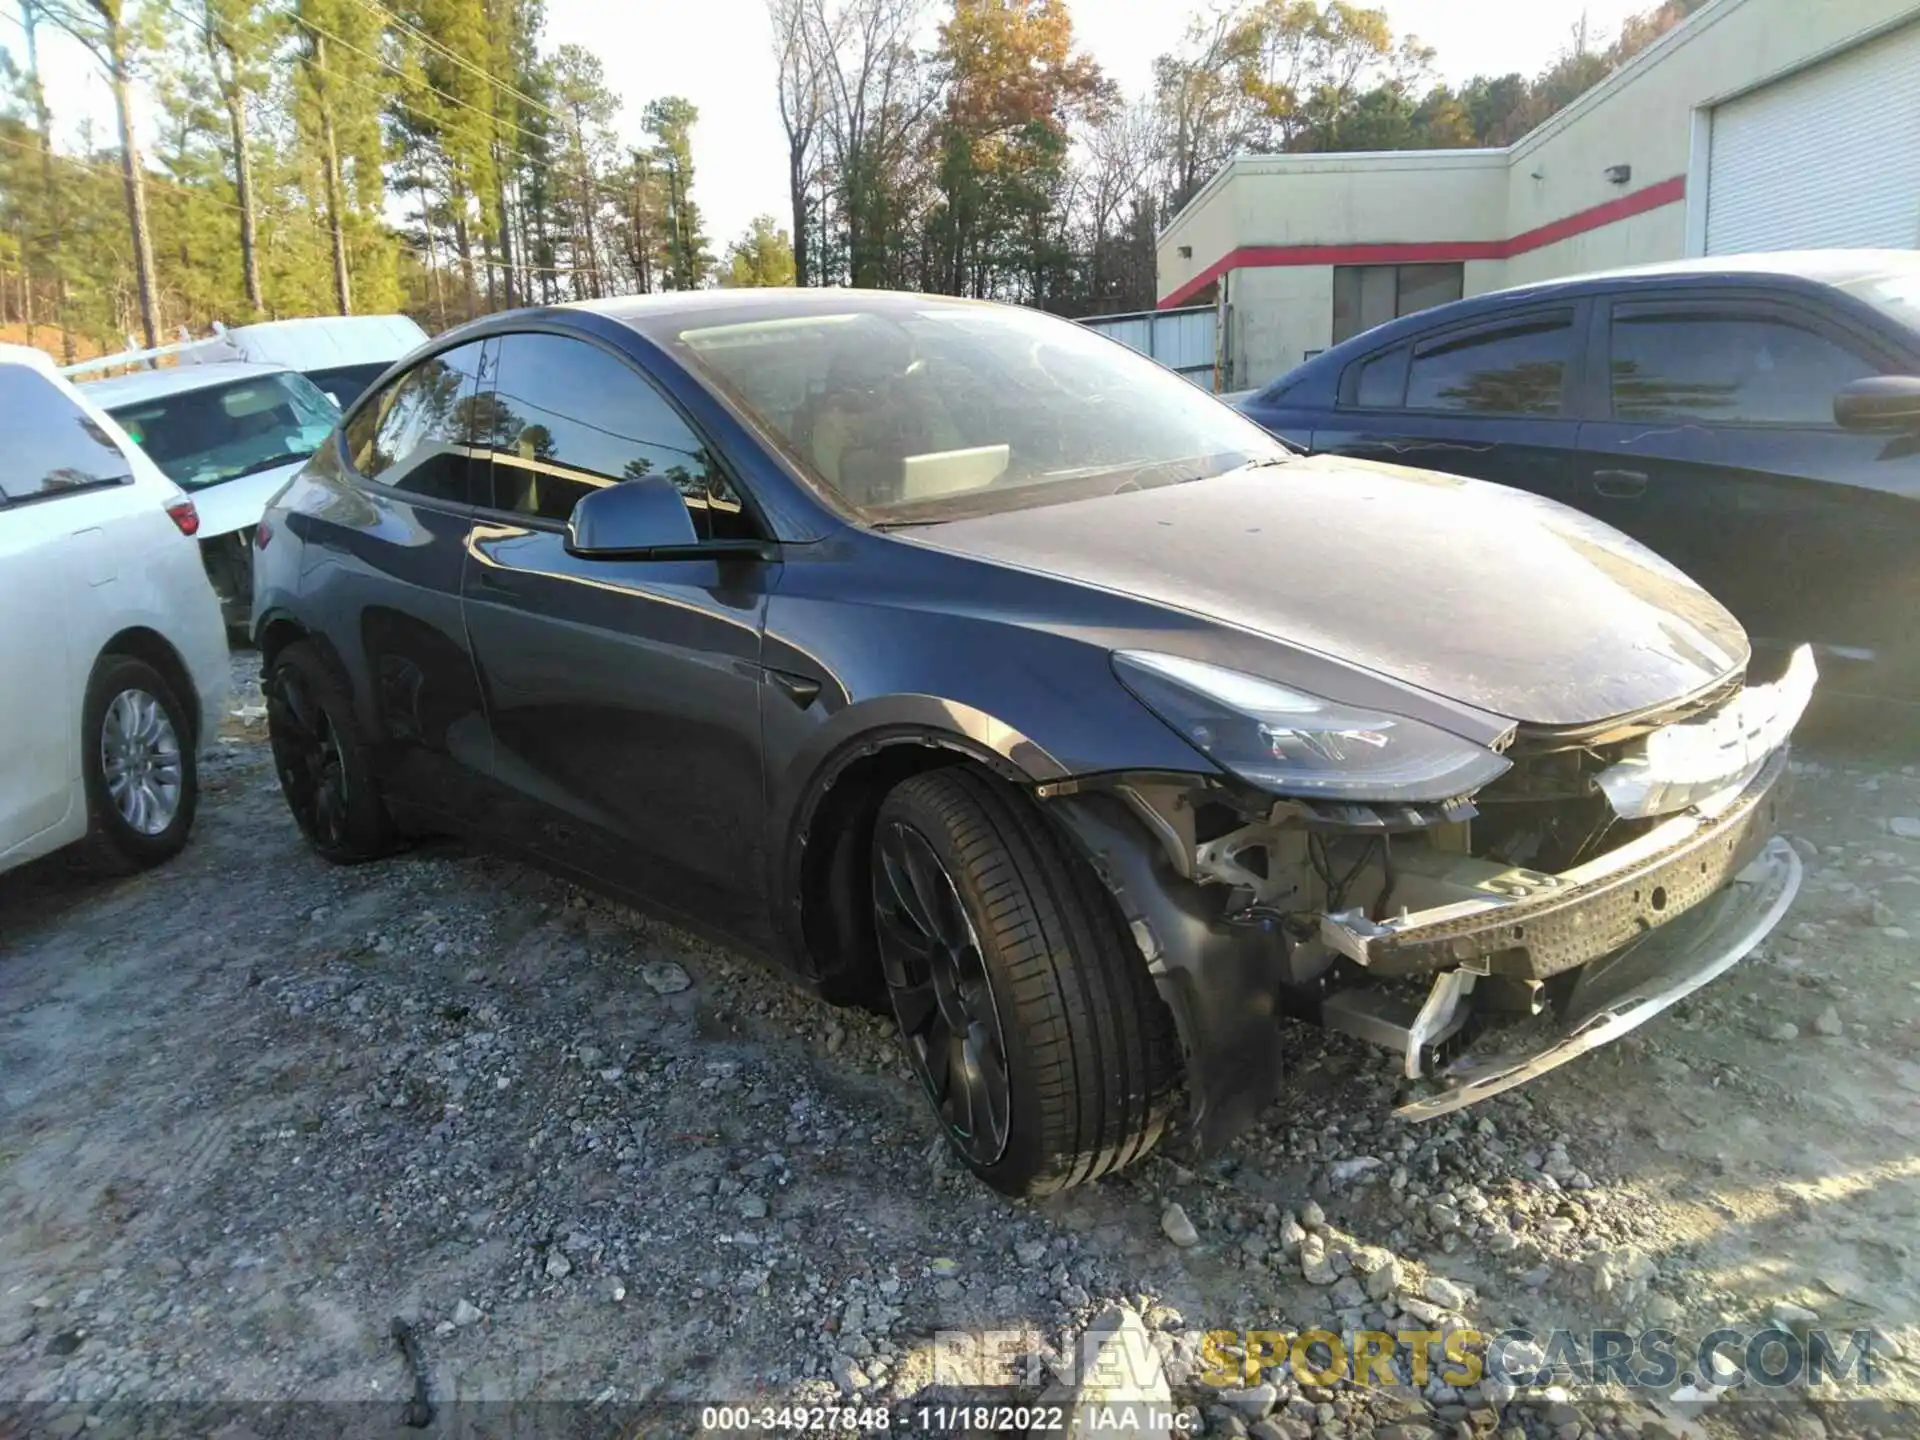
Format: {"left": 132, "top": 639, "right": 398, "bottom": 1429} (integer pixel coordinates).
{"left": 1405, "top": 313, "right": 1573, "bottom": 416}
{"left": 671, "top": 298, "right": 1288, "bottom": 522}
{"left": 0, "top": 367, "right": 133, "bottom": 503}
{"left": 346, "top": 341, "right": 491, "bottom": 503}
{"left": 484, "top": 332, "right": 749, "bottom": 539}
{"left": 107, "top": 371, "right": 338, "bottom": 492}
{"left": 1610, "top": 308, "right": 1879, "bottom": 425}
{"left": 1333, "top": 263, "right": 1465, "bottom": 345}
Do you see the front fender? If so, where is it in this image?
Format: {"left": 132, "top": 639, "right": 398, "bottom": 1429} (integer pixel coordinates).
{"left": 769, "top": 693, "right": 1067, "bottom": 870}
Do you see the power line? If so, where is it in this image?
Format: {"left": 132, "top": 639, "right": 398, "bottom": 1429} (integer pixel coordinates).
{"left": 283, "top": 6, "right": 563, "bottom": 157}
{"left": 9, "top": 0, "right": 662, "bottom": 287}
{"left": 337, "top": 0, "right": 564, "bottom": 129}
{"left": 0, "top": 126, "right": 602, "bottom": 285}
{"left": 0, "top": 128, "right": 333, "bottom": 237}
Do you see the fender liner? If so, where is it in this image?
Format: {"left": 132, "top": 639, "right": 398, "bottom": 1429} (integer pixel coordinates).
{"left": 1046, "top": 790, "right": 1291, "bottom": 1154}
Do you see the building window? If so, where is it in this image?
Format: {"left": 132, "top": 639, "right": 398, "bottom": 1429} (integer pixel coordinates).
{"left": 1332, "top": 263, "right": 1464, "bottom": 345}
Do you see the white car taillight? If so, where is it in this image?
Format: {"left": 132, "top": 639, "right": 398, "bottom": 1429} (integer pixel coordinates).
{"left": 166, "top": 499, "right": 200, "bottom": 536}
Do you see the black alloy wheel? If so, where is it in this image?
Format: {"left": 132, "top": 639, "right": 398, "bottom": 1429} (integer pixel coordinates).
{"left": 874, "top": 817, "right": 1013, "bottom": 1166}
{"left": 869, "top": 768, "right": 1182, "bottom": 1197}
{"left": 272, "top": 663, "right": 349, "bottom": 850}
{"left": 266, "top": 641, "right": 395, "bottom": 864}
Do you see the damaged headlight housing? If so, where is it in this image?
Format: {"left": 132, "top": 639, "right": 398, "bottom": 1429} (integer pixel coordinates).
{"left": 1113, "top": 650, "right": 1512, "bottom": 802}
{"left": 1595, "top": 643, "right": 1816, "bottom": 818}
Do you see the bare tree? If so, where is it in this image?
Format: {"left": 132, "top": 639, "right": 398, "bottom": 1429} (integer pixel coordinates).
{"left": 42, "top": 0, "right": 162, "bottom": 346}
{"left": 1152, "top": 8, "right": 1256, "bottom": 212}
{"left": 1078, "top": 99, "right": 1156, "bottom": 309}
{"left": 199, "top": 0, "right": 264, "bottom": 313}
{"left": 769, "top": 0, "right": 824, "bottom": 286}
{"left": 805, "top": 0, "right": 936, "bottom": 288}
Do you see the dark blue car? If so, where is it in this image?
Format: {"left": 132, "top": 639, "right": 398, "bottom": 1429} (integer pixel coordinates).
{"left": 251, "top": 289, "right": 1819, "bottom": 1194}
{"left": 1237, "top": 251, "right": 1920, "bottom": 704}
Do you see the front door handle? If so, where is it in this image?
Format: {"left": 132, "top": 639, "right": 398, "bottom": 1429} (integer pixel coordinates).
{"left": 763, "top": 668, "right": 821, "bottom": 709}
{"left": 473, "top": 568, "right": 518, "bottom": 597}
{"left": 1592, "top": 468, "right": 1649, "bottom": 499}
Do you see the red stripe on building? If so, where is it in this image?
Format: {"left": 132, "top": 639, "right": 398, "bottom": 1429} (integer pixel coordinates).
{"left": 1157, "top": 173, "right": 1688, "bottom": 310}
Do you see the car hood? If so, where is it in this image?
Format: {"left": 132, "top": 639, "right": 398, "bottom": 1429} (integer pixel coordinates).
{"left": 905, "top": 454, "right": 1749, "bottom": 730}
{"left": 188, "top": 459, "right": 308, "bottom": 539}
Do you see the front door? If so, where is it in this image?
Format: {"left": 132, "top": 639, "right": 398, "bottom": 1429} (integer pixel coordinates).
{"left": 302, "top": 338, "right": 497, "bottom": 828}
{"left": 1577, "top": 293, "right": 1913, "bottom": 679}
{"left": 460, "top": 330, "right": 778, "bottom": 944}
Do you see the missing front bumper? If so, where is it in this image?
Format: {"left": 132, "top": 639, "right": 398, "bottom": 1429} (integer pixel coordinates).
{"left": 1319, "top": 747, "right": 1790, "bottom": 979}
{"left": 1393, "top": 835, "right": 1801, "bottom": 1119}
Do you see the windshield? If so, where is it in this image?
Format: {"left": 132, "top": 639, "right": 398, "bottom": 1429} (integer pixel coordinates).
{"left": 107, "top": 372, "right": 338, "bottom": 490}
{"left": 1838, "top": 259, "right": 1920, "bottom": 334}
{"left": 671, "top": 298, "right": 1289, "bottom": 523}
{"left": 304, "top": 361, "right": 392, "bottom": 411}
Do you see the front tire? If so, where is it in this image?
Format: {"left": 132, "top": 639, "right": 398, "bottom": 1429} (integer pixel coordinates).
{"left": 266, "top": 640, "right": 395, "bottom": 863}
{"left": 79, "top": 655, "right": 199, "bottom": 875}
{"left": 872, "top": 768, "right": 1182, "bottom": 1197}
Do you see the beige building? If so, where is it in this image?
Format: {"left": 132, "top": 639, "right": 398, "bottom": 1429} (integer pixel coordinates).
{"left": 1157, "top": 0, "right": 1920, "bottom": 389}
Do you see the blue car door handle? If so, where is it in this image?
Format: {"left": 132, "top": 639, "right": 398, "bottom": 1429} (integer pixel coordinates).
{"left": 1592, "top": 468, "right": 1649, "bottom": 499}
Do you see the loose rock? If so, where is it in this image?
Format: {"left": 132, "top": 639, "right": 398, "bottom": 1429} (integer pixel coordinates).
{"left": 1161, "top": 1203, "right": 1200, "bottom": 1248}
{"left": 641, "top": 960, "right": 693, "bottom": 994}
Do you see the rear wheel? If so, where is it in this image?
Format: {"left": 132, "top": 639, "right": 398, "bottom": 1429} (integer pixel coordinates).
{"left": 79, "top": 655, "right": 199, "bottom": 874}
{"left": 872, "top": 768, "right": 1182, "bottom": 1197}
{"left": 266, "top": 640, "right": 395, "bottom": 863}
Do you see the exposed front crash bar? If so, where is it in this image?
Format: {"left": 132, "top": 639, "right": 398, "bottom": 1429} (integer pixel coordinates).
{"left": 1395, "top": 835, "right": 1802, "bottom": 1119}
{"left": 1319, "top": 745, "right": 1790, "bottom": 979}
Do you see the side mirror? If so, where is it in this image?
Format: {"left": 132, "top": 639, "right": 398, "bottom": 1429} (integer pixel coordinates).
{"left": 565, "top": 474, "right": 698, "bottom": 558}
{"left": 1835, "top": 375, "right": 1920, "bottom": 433}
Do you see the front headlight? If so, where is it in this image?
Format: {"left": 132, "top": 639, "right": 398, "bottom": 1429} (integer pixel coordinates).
{"left": 1113, "top": 650, "right": 1512, "bottom": 802}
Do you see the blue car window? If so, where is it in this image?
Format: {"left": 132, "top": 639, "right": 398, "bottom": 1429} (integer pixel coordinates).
{"left": 1610, "top": 311, "right": 1879, "bottom": 425}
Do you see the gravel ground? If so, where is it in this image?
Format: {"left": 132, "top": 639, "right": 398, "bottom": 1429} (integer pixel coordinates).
{"left": 2, "top": 650, "right": 1918, "bottom": 1439}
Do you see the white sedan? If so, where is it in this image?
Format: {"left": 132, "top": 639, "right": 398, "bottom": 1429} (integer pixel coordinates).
{"left": 0, "top": 345, "right": 230, "bottom": 877}
{"left": 81, "top": 362, "right": 340, "bottom": 629}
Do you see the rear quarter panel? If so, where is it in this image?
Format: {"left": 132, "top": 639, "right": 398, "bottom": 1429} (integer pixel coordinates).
{"left": 42, "top": 369, "right": 231, "bottom": 744}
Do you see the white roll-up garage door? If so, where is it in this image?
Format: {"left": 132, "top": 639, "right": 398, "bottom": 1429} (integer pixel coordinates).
{"left": 1706, "top": 19, "right": 1920, "bottom": 254}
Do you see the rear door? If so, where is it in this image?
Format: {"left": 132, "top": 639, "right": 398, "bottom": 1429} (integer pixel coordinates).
{"left": 460, "top": 330, "right": 778, "bottom": 942}
{"left": 1576, "top": 290, "right": 1913, "bottom": 671}
{"left": 1309, "top": 302, "right": 1590, "bottom": 510}
{"left": 0, "top": 365, "right": 138, "bottom": 853}
{"left": 308, "top": 339, "right": 497, "bottom": 826}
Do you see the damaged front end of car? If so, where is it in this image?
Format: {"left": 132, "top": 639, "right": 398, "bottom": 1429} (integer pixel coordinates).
{"left": 1042, "top": 645, "right": 1817, "bottom": 1153}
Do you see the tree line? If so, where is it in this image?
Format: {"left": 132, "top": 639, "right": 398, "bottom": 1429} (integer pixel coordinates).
{"left": 763, "top": 0, "right": 1710, "bottom": 316}
{"left": 0, "top": 0, "right": 1707, "bottom": 362}
{"left": 0, "top": 0, "right": 714, "bottom": 358}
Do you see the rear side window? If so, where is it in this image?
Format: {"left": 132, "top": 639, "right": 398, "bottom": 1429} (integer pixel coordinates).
{"left": 0, "top": 366, "right": 134, "bottom": 503}
{"left": 1405, "top": 313, "right": 1574, "bottom": 416}
{"left": 1609, "top": 308, "right": 1879, "bottom": 425}
{"left": 345, "top": 341, "right": 492, "bottom": 503}
{"left": 484, "top": 332, "right": 750, "bottom": 539}
{"left": 1343, "top": 345, "right": 1411, "bottom": 409}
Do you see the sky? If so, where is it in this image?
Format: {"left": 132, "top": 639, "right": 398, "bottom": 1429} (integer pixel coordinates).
{"left": 11, "top": 0, "right": 1653, "bottom": 254}
{"left": 550, "top": 0, "right": 1654, "bottom": 247}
